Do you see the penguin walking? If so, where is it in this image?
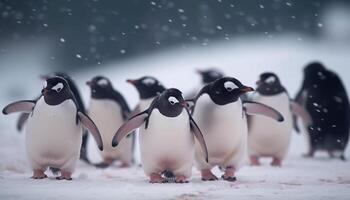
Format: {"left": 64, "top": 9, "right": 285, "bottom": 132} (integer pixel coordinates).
{"left": 248, "top": 73, "right": 312, "bottom": 166}
{"left": 87, "top": 76, "right": 134, "bottom": 168}
{"left": 126, "top": 76, "right": 166, "bottom": 114}
{"left": 2, "top": 77, "right": 103, "bottom": 180}
{"left": 16, "top": 72, "right": 91, "bottom": 164}
{"left": 295, "top": 62, "right": 349, "bottom": 160}
{"left": 191, "top": 77, "right": 284, "bottom": 181}
{"left": 112, "top": 88, "right": 209, "bottom": 183}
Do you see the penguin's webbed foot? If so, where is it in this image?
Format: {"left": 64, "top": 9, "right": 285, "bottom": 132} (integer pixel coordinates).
{"left": 94, "top": 162, "right": 111, "bottom": 169}
{"left": 31, "top": 170, "right": 47, "bottom": 179}
{"left": 56, "top": 171, "right": 72, "bottom": 181}
{"left": 250, "top": 156, "right": 261, "bottom": 166}
{"left": 222, "top": 166, "right": 237, "bottom": 182}
{"left": 271, "top": 158, "right": 282, "bottom": 167}
{"left": 175, "top": 175, "right": 189, "bottom": 184}
{"left": 120, "top": 162, "right": 131, "bottom": 168}
{"left": 201, "top": 169, "right": 218, "bottom": 181}
{"left": 149, "top": 173, "right": 166, "bottom": 184}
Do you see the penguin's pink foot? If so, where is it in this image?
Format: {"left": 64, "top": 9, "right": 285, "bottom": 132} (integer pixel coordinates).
{"left": 271, "top": 158, "right": 282, "bottom": 167}
{"left": 175, "top": 175, "right": 189, "bottom": 183}
{"left": 95, "top": 158, "right": 113, "bottom": 168}
{"left": 120, "top": 162, "right": 131, "bottom": 168}
{"left": 250, "top": 156, "right": 261, "bottom": 166}
{"left": 149, "top": 173, "right": 165, "bottom": 183}
{"left": 31, "top": 170, "right": 47, "bottom": 179}
{"left": 56, "top": 171, "right": 72, "bottom": 180}
{"left": 221, "top": 166, "right": 237, "bottom": 182}
{"left": 201, "top": 169, "right": 218, "bottom": 181}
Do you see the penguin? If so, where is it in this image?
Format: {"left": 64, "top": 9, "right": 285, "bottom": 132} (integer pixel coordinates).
{"left": 16, "top": 72, "right": 91, "bottom": 164}
{"left": 294, "top": 62, "right": 349, "bottom": 160}
{"left": 126, "top": 76, "right": 166, "bottom": 114}
{"left": 248, "top": 72, "right": 312, "bottom": 166}
{"left": 86, "top": 76, "right": 134, "bottom": 168}
{"left": 111, "top": 88, "right": 209, "bottom": 183}
{"left": 191, "top": 77, "right": 284, "bottom": 182}
{"left": 2, "top": 76, "right": 103, "bottom": 180}
{"left": 186, "top": 68, "right": 224, "bottom": 100}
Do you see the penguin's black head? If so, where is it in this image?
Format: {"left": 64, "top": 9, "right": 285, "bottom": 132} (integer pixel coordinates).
{"left": 155, "top": 88, "right": 187, "bottom": 117}
{"left": 86, "top": 76, "right": 114, "bottom": 99}
{"left": 127, "top": 76, "right": 165, "bottom": 99}
{"left": 256, "top": 72, "right": 285, "bottom": 95}
{"left": 304, "top": 62, "right": 326, "bottom": 76}
{"left": 201, "top": 77, "right": 254, "bottom": 105}
{"left": 197, "top": 68, "right": 224, "bottom": 84}
{"left": 40, "top": 72, "right": 75, "bottom": 88}
{"left": 41, "top": 76, "right": 72, "bottom": 105}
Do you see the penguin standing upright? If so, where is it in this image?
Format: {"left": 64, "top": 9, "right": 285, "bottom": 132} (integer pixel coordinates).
{"left": 248, "top": 73, "right": 312, "bottom": 166}
{"left": 191, "top": 77, "right": 284, "bottom": 181}
{"left": 112, "top": 88, "right": 209, "bottom": 183}
{"left": 126, "top": 76, "right": 166, "bottom": 113}
{"left": 16, "top": 72, "right": 91, "bottom": 164}
{"left": 295, "top": 62, "right": 349, "bottom": 160}
{"left": 2, "top": 77, "right": 103, "bottom": 180}
{"left": 87, "top": 76, "right": 134, "bottom": 168}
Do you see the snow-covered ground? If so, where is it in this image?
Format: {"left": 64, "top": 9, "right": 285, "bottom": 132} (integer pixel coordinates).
{"left": 0, "top": 35, "right": 350, "bottom": 200}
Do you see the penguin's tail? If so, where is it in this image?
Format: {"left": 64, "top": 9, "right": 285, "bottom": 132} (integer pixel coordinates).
{"left": 49, "top": 167, "right": 60, "bottom": 175}
{"left": 161, "top": 170, "right": 175, "bottom": 182}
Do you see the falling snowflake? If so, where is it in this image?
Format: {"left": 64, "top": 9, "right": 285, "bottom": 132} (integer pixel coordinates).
{"left": 76, "top": 54, "right": 82, "bottom": 59}
{"left": 60, "top": 38, "right": 65, "bottom": 43}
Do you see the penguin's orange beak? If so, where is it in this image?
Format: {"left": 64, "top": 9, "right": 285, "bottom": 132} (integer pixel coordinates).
{"left": 41, "top": 88, "right": 50, "bottom": 95}
{"left": 181, "top": 101, "right": 189, "bottom": 109}
{"left": 240, "top": 86, "right": 254, "bottom": 93}
{"left": 126, "top": 79, "right": 137, "bottom": 85}
{"left": 196, "top": 69, "right": 204, "bottom": 74}
{"left": 256, "top": 80, "right": 262, "bottom": 85}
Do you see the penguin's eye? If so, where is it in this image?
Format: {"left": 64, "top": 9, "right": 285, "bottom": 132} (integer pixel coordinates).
{"left": 142, "top": 78, "right": 156, "bottom": 86}
{"left": 265, "top": 77, "right": 275, "bottom": 84}
{"left": 43, "top": 81, "right": 47, "bottom": 88}
{"left": 168, "top": 96, "right": 179, "bottom": 105}
{"left": 52, "top": 83, "right": 64, "bottom": 92}
{"left": 97, "top": 79, "right": 108, "bottom": 86}
{"left": 224, "top": 81, "right": 238, "bottom": 92}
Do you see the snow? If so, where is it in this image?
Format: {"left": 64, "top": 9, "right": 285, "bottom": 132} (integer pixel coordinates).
{"left": 1, "top": 35, "right": 350, "bottom": 199}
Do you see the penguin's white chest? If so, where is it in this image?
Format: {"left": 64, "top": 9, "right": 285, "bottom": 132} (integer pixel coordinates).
{"left": 139, "top": 109, "right": 194, "bottom": 172}
{"left": 25, "top": 97, "right": 82, "bottom": 167}
{"left": 193, "top": 94, "right": 247, "bottom": 165}
{"left": 248, "top": 92, "right": 293, "bottom": 158}
{"left": 88, "top": 99, "right": 130, "bottom": 158}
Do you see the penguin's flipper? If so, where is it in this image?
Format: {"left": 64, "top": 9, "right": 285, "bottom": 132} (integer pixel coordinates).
{"left": 290, "top": 101, "right": 312, "bottom": 126}
{"left": 112, "top": 112, "right": 148, "bottom": 147}
{"left": 189, "top": 115, "right": 209, "bottom": 163}
{"left": 17, "top": 113, "right": 30, "bottom": 131}
{"left": 2, "top": 100, "right": 36, "bottom": 115}
{"left": 77, "top": 111, "right": 103, "bottom": 151}
{"left": 243, "top": 101, "right": 284, "bottom": 122}
{"left": 127, "top": 104, "right": 141, "bottom": 120}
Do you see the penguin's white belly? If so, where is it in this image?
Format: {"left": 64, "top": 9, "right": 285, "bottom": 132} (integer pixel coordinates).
{"left": 88, "top": 99, "right": 131, "bottom": 159}
{"left": 248, "top": 93, "right": 293, "bottom": 158}
{"left": 25, "top": 98, "right": 82, "bottom": 169}
{"left": 139, "top": 109, "right": 194, "bottom": 174}
{"left": 193, "top": 94, "right": 247, "bottom": 167}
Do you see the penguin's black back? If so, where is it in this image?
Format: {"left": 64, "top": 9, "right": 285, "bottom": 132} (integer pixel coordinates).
{"left": 298, "top": 64, "right": 349, "bottom": 152}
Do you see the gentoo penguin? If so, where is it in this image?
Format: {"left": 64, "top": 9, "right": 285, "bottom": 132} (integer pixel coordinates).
{"left": 2, "top": 77, "right": 103, "bottom": 180}
{"left": 112, "top": 88, "right": 208, "bottom": 183}
{"left": 16, "top": 72, "right": 91, "bottom": 164}
{"left": 295, "top": 62, "right": 349, "bottom": 160}
{"left": 191, "top": 77, "right": 284, "bottom": 182}
{"left": 126, "top": 76, "right": 166, "bottom": 114}
{"left": 248, "top": 73, "right": 312, "bottom": 166}
{"left": 87, "top": 76, "right": 134, "bottom": 168}
{"left": 186, "top": 68, "right": 224, "bottom": 100}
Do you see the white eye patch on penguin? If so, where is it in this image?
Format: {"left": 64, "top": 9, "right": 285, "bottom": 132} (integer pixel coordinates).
{"left": 224, "top": 81, "right": 238, "bottom": 91}
{"left": 168, "top": 96, "right": 179, "bottom": 105}
{"left": 142, "top": 78, "right": 156, "bottom": 86}
{"left": 97, "top": 79, "right": 108, "bottom": 86}
{"left": 43, "top": 81, "right": 48, "bottom": 89}
{"left": 265, "top": 76, "right": 276, "bottom": 84}
{"left": 52, "top": 83, "right": 64, "bottom": 92}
